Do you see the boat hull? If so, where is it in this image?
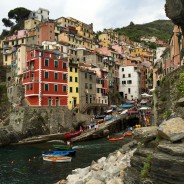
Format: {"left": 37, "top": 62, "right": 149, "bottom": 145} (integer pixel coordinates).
{"left": 42, "top": 150, "right": 76, "bottom": 157}
{"left": 108, "top": 137, "right": 124, "bottom": 141}
{"left": 43, "top": 156, "right": 72, "bottom": 162}
{"left": 64, "top": 130, "right": 82, "bottom": 140}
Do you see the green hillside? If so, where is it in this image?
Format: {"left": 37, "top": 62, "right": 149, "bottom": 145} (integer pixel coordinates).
{"left": 115, "top": 20, "right": 174, "bottom": 42}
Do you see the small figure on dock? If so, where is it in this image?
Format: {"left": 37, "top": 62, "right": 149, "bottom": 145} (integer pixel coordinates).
{"left": 66, "top": 141, "right": 71, "bottom": 146}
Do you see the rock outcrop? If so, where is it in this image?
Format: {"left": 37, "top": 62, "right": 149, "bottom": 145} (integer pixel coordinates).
{"left": 124, "top": 118, "right": 184, "bottom": 184}
{"left": 57, "top": 141, "right": 137, "bottom": 184}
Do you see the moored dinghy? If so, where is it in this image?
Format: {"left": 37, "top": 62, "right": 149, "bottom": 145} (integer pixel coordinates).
{"left": 43, "top": 156, "right": 72, "bottom": 162}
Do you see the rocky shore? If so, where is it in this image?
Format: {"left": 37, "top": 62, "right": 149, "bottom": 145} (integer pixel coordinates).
{"left": 56, "top": 140, "right": 137, "bottom": 184}
{"left": 57, "top": 116, "right": 184, "bottom": 184}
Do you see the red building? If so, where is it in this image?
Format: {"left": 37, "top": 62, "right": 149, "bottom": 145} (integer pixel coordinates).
{"left": 101, "top": 69, "right": 108, "bottom": 96}
{"left": 36, "top": 21, "right": 55, "bottom": 45}
{"left": 22, "top": 49, "right": 68, "bottom": 106}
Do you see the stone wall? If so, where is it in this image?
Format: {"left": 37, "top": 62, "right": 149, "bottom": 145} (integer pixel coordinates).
{"left": 156, "top": 66, "right": 184, "bottom": 124}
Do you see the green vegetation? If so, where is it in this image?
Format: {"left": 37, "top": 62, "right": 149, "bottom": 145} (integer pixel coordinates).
{"left": 114, "top": 20, "right": 174, "bottom": 42}
{"left": 163, "top": 110, "right": 172, "bottom": 119}
{"left": 176, "top": 72, "right": 184, "bottom": 96}
{"left": 0, "top": 7, "right": 31, "bottom": 39}
{"left": 141, "top": 154, "right": 153, "bottom": 178}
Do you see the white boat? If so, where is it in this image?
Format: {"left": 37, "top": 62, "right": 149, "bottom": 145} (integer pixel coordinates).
{"left": 43, "top": 156, "right": 72, "bottom": 162}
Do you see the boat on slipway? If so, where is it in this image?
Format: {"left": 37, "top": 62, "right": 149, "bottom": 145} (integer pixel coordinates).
{"left": 43, "top": 156, "right": 72, "bottom": 163}
{"left": 64, "top": 130, "right": 82, "bottom": 140}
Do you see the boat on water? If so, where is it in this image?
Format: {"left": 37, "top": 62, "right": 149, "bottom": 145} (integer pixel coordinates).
{"left": 43, "top": 156, "right": 72, "bottom": 162}
{"left": 42, "top": 150, "right": 76, "bottom": 157}
{"left": 104, "top": 115, "right": 113, "bottom": 121}
{"left": 64, "top": 130, "right": 82, "bottom": 140}
{"left": 104, "top": 109, "right": 113, "bottom": 115}
{"left": 53, "top": 145, "right": 73, "bottom": 150}
{"left": 108, "top": 136, "right": 125, "bottom": 141}
{"left": 124, "top": 132, "right": 133, "bottom": 136}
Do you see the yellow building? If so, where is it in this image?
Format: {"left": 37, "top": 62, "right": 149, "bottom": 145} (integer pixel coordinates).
{"left": 130, "top": 47, "right": 155, "bottom": 62}
{"left": 99, "top": 28, "right": 119, "bottom": 47}
{"left": 68, "top": 63, "right": 79, "bottom": 110}
{"left": 55, "top": 17, "right": 95, "bottom": 50}
{"left": 58, "top": 32, "right": 95, "bottom": 50}
{"left": 24, "top": 19, "right": 40, "bottom": 30}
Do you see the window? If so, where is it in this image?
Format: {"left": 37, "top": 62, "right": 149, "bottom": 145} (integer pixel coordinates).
{"left": 85, "top": 83, "right": 88, "bottom": 89}
{"left": 128, "top": 88, "right": 131, "bottom": 94}
{"left": 54, "top": 85, "right": 58, "bottom": 92}
{"left": 75, "top": 77, "right": 78, "bottom": 82}
{"left": 63, "top": 74, "right": 67, "bottom": 80}
{"left": 122, "top": 81, "right": 126, "bottom": 84}
{"left": 128, "top": 74, "right": 131, "bottom": 77}
{"left": 76, "top": 87, "right": 78, "bottom": 93}
{"left": 63, "top": 85, "right": 66, "bottom": 92}
{"left": 70, "top": 67, "right": 72, "bottom": 72}
{"left": 24, "top": 73, "right": 26, "bottom": 79}
{"left": 30, "top": 84, "right": 33, "bottom": 90}
{"left": 89, "top": 74, "right": 92, "bottom": 80}
{"left": 85, "top": 73, "right": 87, "bottom": 79}
{"left": 63, "top": 62, "right": 67, "bottom": 69}
{"left": 44, "top": 84, "right": 49, "bottom": 91}
{"left": 89, "top": 84, "right": 92, "bottom": 89}
{"left": 45, "top": 59, "right": 49, "bottom": 66}
{"left": 54, "top": 73, "right": 58, "bottom": 79}
{"left": 122, "top": 74, "right": 125, "bottom": 78}
{"left": 75, "top": 68, "right": 77, "bottom": 73}
{"left": 70, "top": 87, "right": 73, "bottom": 92}
{"left": 22, "top": 38, "right": 24, "bottom": 43}
{"left": 45, "top": 72, "right": 49, "bottom": 78}
{"left": 54, "top": 61, "right": 58, "bottom": 68}
{"left": 122, "top": 68, "right": 124, "bottom": 72}
{"left": 127, "top": 80, "right": 132, "bottom": 84}
{"left": 70, "top": 76, "right": 72, "bottom": 82}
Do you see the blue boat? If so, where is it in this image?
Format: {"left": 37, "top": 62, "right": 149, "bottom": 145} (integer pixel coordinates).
{"left": 42, "top": 150, "right": 76, "bottom": 157}
{"left": 119, "top": 103, "right": 133, "bottom": 109}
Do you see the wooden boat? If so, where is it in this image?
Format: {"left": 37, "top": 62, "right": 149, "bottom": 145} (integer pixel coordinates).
{"left": 53, "top": 145, "right": 73, "bottom": 150}
{"left": 43, "top": 156, "right": 72, "bottom": 162}
{"left": 108, "top": 136, "right": 124, "bottom": 141}
{"left": 42, "top": 150, "right": 76, "bottom": 157}
{"left": 124, "top": 132, "right": 133, "bottom": 136}
{"left": 64, "top": 130, "right": 82, "bottom": 140}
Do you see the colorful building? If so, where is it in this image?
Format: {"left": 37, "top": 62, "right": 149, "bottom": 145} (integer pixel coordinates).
{"left": 22, "top": 49, "right": 68, "bottom": 106}
{"left": 68, "top": 63, "right": 79, "bottom": 110}
{"left": 98, "top": 28, "right": 119, "bottom": 47}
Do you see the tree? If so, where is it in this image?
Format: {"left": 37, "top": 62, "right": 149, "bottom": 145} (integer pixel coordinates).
{"left": 129, "top": 21, "right": 135, "bottom": 26}
{"left": 0, "top": 29, "right": 9, "bottom": 39}
{"left": 2, "top": 18, "right": 14, "bottom": 27}
{"left": 8, "top": 7, "right": 31, "bottom": 23}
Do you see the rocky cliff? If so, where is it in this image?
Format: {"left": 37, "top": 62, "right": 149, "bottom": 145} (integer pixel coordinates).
{"left": 123, "top": 67, "right": 184, "bottom": 184}
{"left": 0, "top": 106, "right": 91, "bottom": 146}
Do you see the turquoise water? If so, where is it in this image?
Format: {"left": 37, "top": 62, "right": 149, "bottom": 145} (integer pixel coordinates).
{"left": 0, "top": 137, "right": 132, "bottom": 184}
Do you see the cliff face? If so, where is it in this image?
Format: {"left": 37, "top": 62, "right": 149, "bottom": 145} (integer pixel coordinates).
{"left": 124, "top": 67, "right": 184, "bottom": 184}
{"left": 156, "top": 66, "right": 184, "bottom": 124}
{"left": 0, "top": 106, "right": 92, "bottom": 146}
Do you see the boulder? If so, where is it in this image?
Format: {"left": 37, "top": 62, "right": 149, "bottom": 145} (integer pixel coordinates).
{"left": 86, "top": 178, "right": 104, "bottom": 184}
{"left": 158, "top": 117, "right": 184, "bottom": 142}
{"left": 158, "top": 141, "right": 184, "bottom": 156}
{"left": 177, "top": 98, "right": 184, "bottom": 107}
{"left": 133, "top": 126, "right": 157, "bottom": 143}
